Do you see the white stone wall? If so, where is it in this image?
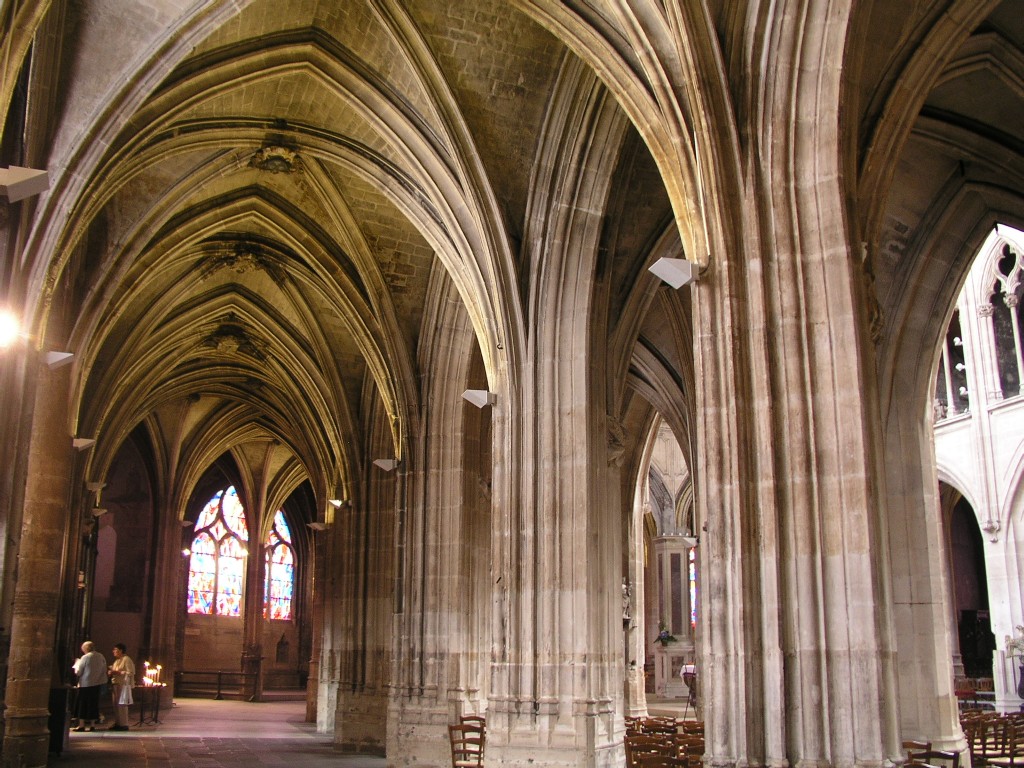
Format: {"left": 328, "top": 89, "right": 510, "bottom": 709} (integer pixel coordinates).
{"left": 934, "top": 225, "right": 1024, "bottom": 709}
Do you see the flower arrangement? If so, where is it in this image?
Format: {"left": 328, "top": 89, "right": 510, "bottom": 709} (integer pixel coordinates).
{"left": 654, "top": 623, "right": 676, "bottom": 646}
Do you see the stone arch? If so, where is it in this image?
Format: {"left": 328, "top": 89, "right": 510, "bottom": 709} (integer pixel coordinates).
{"left": 25, "top": 17, "right": 523, "bottom": 400}
{"left": 877, "top": 187, "right": 1024, "bottom": 747}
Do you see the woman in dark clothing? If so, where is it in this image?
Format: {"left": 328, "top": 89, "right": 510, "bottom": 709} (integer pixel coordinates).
{"left": 72, "top": 641, "right": 107, "bottom": 732}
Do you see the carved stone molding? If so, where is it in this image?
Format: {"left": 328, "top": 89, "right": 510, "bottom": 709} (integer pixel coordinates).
{"left": 200, "top": 242, "right": 287, "bottom": 286}
{"left": 982, "top": 518, "right": 1001, "bottom": 542}
{"left": 608, "top": 417, "right": 626, "bottom": 466}
{"left": 249, "top": 145, "right": 301, "bottom": 174}
{"left": 979, "top": 303, "right": 995, "bottom": 318}
{"left": 200, "top": 318, "right": 267, "bottom": 360}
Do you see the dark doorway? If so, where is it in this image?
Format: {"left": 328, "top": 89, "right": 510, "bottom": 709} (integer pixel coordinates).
{"left": 950, "top": 496, "right": 994, "bottom": 679}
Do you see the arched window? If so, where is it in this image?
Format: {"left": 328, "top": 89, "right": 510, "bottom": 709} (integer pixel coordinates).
{"left": 935, "top": 310, "right": 969, "bottom": 418}
{"left": 264, "top": 510, "right": 294, "bottom": 620}
{"left": 991, "top": 244, "right": 1024, "bottom": 399}
{"left": 187, "top": 486, "right": 249, "bottom": 616}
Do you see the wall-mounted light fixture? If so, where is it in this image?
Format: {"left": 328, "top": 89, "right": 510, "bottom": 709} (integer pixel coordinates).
{"left": 73, "top": 437, "right": 96, "bottom": 451}
{"left": 91, "top": 507, "right": 108, "bottom": 518}
{"left": 45, "top": 351, "right": 74, "bottom": 370}
{"left": 373, "top": 458, "right": 399, "bottom": 471}
{"left": 86, "top": 481, "right": 105, "bottom": 509}
{"left": 462, "top": 389, "right": 496, "bottom": 408}
{"left": 648, "top": 257, "right": 695, "bottom": 288}
{"left": 307, "top": 522, "right": 329, "bottom": 531}
{"left": 0, "top": 310, "right": 19, "bottom": 348}
{"left": 0, "top": 166, "right": 49, "bottom": 202}
{"left": 328, "top": 484, "right": 346, "bottom": 508}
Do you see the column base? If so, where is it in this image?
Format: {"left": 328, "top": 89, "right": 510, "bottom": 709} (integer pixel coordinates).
{"left": 335, "top": 687, "right": 387, "bottom": 756}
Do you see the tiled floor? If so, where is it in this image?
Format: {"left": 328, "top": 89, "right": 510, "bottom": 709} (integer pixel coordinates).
{"left": 52, "top": 699, "right": 385, "bottom": 767}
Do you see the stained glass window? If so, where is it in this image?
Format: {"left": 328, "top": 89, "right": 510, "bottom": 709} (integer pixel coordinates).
{"left": 264, "top": 510, "right": 294, "bottom": 620}
{"left": 187, "top": 487, "right": 249, "bottom": 616}
{"left": 688, "top": 546, "right": 697, "bottom": 629}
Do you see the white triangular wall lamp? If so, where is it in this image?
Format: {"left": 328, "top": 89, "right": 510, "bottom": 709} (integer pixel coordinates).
{"left": 681, "top": 536, "right": 698, "bottom": 548}
{"left": 462, "top": 389, "right": 496, "bottom": 408}
{"left": 328, "top": 484, "right": 348, "bottom": 508}
{"left": 73, "top": 437, "right": 96, "bottom": 451}
{"left": 45, "top": 351, "right": 74, "bottom": 370}
{"left": 373, "top": 458, "right": 399, "bottom": 472}
{"left": 307, "top": 522, "right": 329, "bottom": 531}
{"left": 648, "top": 257, "right": 695, "bottom": 289}
{"left": 91, "top": 507, "right": 108, "bottom": 518}
{"left": 0, "top": 166, "right": 49, "bottom": 202}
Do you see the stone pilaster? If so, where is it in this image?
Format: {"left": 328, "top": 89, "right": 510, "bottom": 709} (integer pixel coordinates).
{"left": 386, "top": 279, "right": 490, "bottom": 765}
{"left": 484, "top": 57, "right": 627, "bottom": 765}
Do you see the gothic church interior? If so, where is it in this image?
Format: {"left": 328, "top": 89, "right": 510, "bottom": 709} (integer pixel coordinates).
{"left": 0, "top": 1, "right": 1021, "bottom": 766}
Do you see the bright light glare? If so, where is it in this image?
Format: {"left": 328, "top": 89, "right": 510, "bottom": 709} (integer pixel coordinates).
{"left": 0, "top": 311, "right": 20, "bottom": 348}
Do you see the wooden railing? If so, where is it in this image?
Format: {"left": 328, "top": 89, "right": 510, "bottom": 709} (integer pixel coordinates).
{"left": 174, "top": 670, "right": 258, "bottom": 701}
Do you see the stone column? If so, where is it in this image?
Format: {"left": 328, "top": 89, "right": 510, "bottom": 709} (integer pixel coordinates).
{"left": 241, "top": 498, "right": 266, "bottom": 703}
{"left": 385, "top": 280, "right": 494, "bottom": 767}
{"left": 2, "top": 356, "right": 74, "bottom": 767}
{"left": 305, "top": 516, "right": 326, "bottom": 723}
{"left": 975, "top": 303, "right": 998, "bottom": 407}
{"left": 333, "top": 409, "right": 393, "bottom": 755}
{"left": 624, "top": 492, "right": 648, "bottom": 717}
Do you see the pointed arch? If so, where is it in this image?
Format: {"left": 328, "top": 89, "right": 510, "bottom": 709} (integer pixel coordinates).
{"left": 187, "top": 485, "right": 249, "bottom": 616}
{"left": 264, "top": 509, "right": 294, "bottom": 621}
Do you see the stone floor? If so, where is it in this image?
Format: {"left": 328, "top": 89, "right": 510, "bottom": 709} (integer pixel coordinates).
{"left": 51, "top": 695, "right": 692, "bottom": 766}
{"left": 52, "top": 698, "right": 385, "bottom": 767}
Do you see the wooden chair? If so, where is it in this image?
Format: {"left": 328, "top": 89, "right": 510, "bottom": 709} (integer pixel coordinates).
{"left": 625, "top": 734, "right": 675, "bottom": 767}
{"left": 675, "top": 734, "right": 705, "bottom": 759}
{"left": 634, "top": 754, "right": 685, "bottom": 768}
{"left": 679, "top": 720, "right": 704, "bottom": 736}
{"left": 642, "top": 717, "right": 680, "bottom": 736}
{"left": 962, "top": 713, "right": 993, "bottom": 760}
{"left": 904, "top": 741, "right": 931, "bottom": 753}
{"left": 986, "top": 721, "right": 1024, "bottom": 768}
{"left": 449, "top": 723, "right": 485, "bottom": 768}
{"left": 971, "top": 715, "right": 1013, "bottom": 767}
{"left": 904, "top": 739, "right": 961, "bottom": 768}
{"left": 459, "top": 715, "right": 486, "bottom": 745}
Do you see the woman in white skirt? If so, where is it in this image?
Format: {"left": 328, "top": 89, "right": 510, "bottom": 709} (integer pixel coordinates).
{"left": 108, "top": 643, "right": 135, "bottom": 731}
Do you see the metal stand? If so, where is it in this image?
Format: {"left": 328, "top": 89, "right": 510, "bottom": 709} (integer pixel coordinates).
{"left": 135, "top": 684, "right": 164, "bottom": 725}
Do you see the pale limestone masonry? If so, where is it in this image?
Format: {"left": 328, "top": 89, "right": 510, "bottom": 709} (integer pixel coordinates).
{"left": 934, "top": 225, "right": 1024, "bottom": 712}
{"left": 0, "top": 2, "right": 1021, "bottom": 767}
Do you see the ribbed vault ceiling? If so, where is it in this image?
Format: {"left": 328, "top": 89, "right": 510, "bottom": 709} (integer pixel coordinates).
{"left": 8, "top": 0, "right": 1024, "bottom": 516}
